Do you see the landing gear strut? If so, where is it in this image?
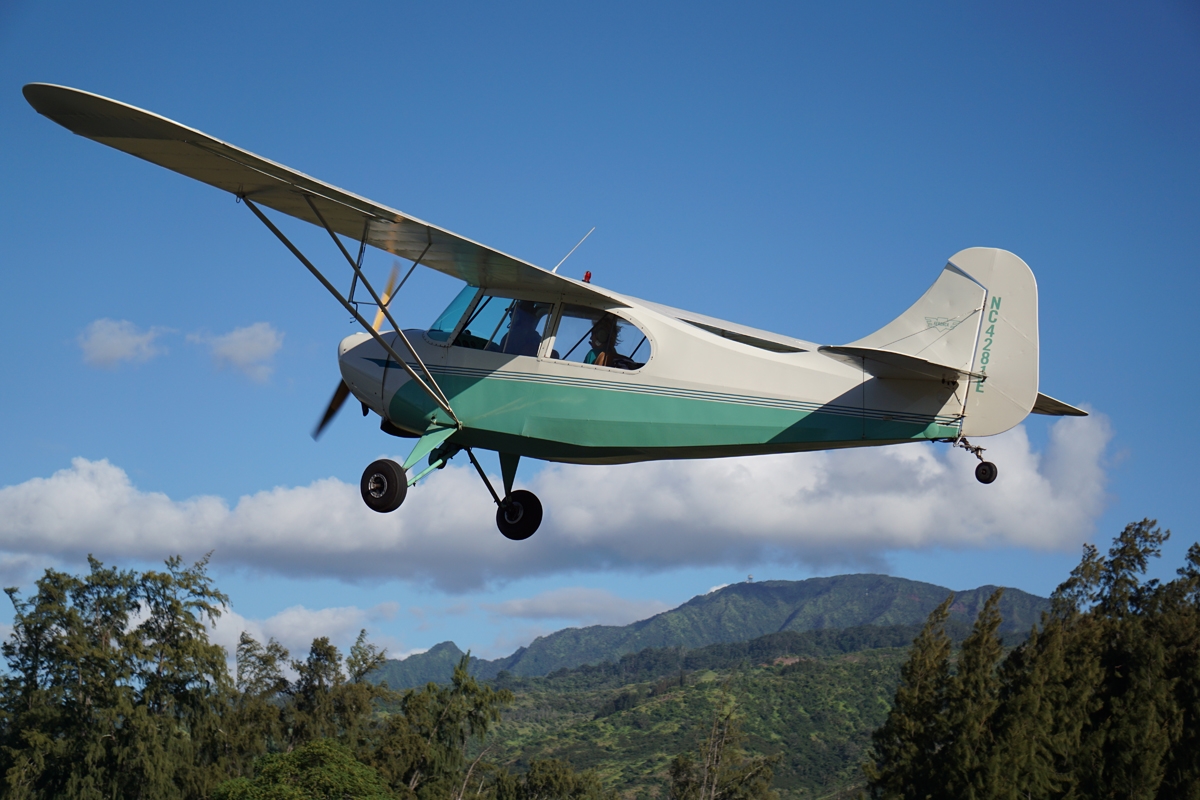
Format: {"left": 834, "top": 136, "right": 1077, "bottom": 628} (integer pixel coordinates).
{"left": 465, "top": 448, "right": 543, "bottom": 540}
{"left": 951, "top": 436, "right": 998, "bottom": 485}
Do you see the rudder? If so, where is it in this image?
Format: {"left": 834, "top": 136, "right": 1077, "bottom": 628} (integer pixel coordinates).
{"left": 952, "top": 248, "right": 1038, "bottom": 436}
{"left": 846, "top": 247, "right": 1039, "bottom": 437}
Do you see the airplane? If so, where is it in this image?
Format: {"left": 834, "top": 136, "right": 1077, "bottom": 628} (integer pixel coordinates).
{"left": 24, "top": 83, "right": 1087, "bottom": 541}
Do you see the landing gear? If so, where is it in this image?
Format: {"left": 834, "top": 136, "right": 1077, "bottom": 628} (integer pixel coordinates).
{"left": 464, "top": 448, "right": 543, "bottom": 540}
{"left": 496, "top": 489, "right": 543, "bottom": 540}
{"left": 974, "top": 461, "right": 998, "bottom": 484}
{"left": 948, "top": 436, "right": 999, "bottom": 485}
{"left": 360, "top": 459, "right": 407, "bottom": 512}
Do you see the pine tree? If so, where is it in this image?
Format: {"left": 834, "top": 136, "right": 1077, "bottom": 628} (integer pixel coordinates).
{"left": 942, "top": 589, "right": 1004, "bottom": 800}
{"left": 863, "top": 596, "right": 954, "bottom": 799}
{"left": 1152, "top": 541, "right": 1200, "bottom": 799}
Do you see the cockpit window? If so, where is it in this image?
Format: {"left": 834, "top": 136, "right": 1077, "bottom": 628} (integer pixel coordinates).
{"left": 427, "top": 285, "right": 478, "bottom": 342}
{"left": 454, "top": 295, "right": 553, "bottom": 355}
{"left": 549, "top": 305, "right": 649, "bottom": 370}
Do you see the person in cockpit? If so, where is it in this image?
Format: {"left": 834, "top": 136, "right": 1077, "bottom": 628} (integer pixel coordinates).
{"left": 502, "top": 300, "right": 543, "bottom": 356}
{"left": 584, "top": 314, "right": 619, "bottom": 367}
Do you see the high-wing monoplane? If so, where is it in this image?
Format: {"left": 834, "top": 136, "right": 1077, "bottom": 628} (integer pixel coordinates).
{"left": 25, "top": 83, "right": 1087, "bottom": 541}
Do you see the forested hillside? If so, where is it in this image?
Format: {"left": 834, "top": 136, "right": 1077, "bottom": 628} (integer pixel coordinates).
{"left": 373, "top": 574, "right": 1048, "bottom": 689}
{"left": 1, "top": 520, "right": 1194, "bottom": 799}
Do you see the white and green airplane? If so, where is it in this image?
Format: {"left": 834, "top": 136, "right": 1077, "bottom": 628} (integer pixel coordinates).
{"left": 26, "top": 83, "right": 1086, "bottom": 541}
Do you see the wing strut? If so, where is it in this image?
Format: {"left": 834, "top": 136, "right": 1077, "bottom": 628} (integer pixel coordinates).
{"left": 241, "top": 196, "right": 460, "bottom": 427}
{"left": 301, "top": 195, "right": 453, "bottom": 413}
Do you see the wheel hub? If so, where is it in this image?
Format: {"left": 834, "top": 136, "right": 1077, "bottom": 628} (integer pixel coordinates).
{"left": 367, "top": 474, "right": 388, "bottom": 499}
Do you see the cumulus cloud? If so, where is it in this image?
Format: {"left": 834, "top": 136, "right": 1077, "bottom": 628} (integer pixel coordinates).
{"left": 0, "top": 415, "right": 1112, "bottom": 592}
{"left": 189, "top": 322, "right": 283, "bottom": 382}
{"left": 484, "top": 588, "right": 670, "bottom": 627}
{"left": 208, "top": 601, "right": 399, "bottom": 661}
{"left": 78, "top": 318, "right": 168, "bottom": 367}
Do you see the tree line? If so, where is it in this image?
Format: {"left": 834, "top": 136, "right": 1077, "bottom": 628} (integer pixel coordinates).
{"left": 0, "top": 555, "right": 773, "bottom": 799}
{"left": 865, "top": 519, "right": 1200, "bottom": 800}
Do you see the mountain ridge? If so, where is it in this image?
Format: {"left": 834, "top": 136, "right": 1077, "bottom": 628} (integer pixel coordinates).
{"left": 372, "top": 573, "right": 1048, "bottom": 690}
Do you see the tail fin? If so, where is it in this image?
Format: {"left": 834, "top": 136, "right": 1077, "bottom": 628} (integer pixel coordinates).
{"left": 848, "top": 247, "right": 1039, "bottom": 436}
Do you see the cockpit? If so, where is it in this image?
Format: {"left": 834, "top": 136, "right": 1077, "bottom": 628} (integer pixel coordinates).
{"left": 426, "top": 286, "right": 651, "bottom": 370}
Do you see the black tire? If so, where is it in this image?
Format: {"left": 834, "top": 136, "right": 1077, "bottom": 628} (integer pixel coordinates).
{"left": 360, "top": 459, "right": 407, "bottom": 512}
{"left": 496, "top": 489, "right": 542, "bottom": 540}
{"left": 975, "top": 461, "right": 998, "bottom": 485}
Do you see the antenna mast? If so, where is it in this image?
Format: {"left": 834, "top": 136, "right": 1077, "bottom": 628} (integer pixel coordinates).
{"left": 551, "top": 227, "right": 596, "bottom": 274}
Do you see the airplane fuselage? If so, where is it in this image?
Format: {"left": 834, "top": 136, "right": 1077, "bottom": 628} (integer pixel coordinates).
{"left": 338, "top": 296, "right": 964, "bottom": 465}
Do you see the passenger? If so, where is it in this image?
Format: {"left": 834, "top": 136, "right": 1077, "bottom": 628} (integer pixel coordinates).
{"left": 584, "top": 314, "right": 619, "bottom": 367}
{"left": 501, "top": 301, "right": 543, "bottom": 356}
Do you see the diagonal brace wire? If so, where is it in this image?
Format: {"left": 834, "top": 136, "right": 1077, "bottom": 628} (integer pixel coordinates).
{"left": 242, "top": 196, "right": 460, "bottom": 426}
{"left": 302, "top": 195, "right": 451, "bottom": 411}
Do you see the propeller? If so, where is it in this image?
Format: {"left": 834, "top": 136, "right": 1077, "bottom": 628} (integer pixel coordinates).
{"left": 312, "top": 263, "right": 400, "bottom": 440}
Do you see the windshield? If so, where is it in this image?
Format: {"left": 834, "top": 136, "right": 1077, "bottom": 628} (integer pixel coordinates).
{"left": 427, "top": 285, "right": 478, "bottom": 342}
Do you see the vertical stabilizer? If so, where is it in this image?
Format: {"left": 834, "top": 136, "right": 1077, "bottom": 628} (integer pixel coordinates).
{"left": 951, "top": 248, "right": 1038, "bottom": 436}
{"left": 847, "top": 247, "right": 1039, "bottom": 437}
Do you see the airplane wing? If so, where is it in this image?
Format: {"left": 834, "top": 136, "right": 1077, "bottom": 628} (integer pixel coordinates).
{"left": 23, "top": 83, "right": 615, "bottom": 304}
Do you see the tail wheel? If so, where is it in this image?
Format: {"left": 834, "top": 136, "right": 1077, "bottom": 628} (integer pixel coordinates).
{"left": 975, "top": 461, "right": 998, "bottom": 484}
{"left": 360, "top": 459, "right": 407, "bottom": 512}
{"left": 496, "top": 489, "right": 542, "bottom": 540}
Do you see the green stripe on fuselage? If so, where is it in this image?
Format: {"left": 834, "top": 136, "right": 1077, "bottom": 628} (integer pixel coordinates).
{"left": 387, "top": 368, "right": 960, "bottom": 462}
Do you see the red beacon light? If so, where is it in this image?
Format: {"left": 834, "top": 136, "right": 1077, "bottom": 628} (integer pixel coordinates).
{"left": 583, "top": 270, "right": 592, "bottom": 283}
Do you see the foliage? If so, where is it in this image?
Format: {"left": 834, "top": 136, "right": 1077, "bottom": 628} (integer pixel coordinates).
{"left": 0, "top": 555, "right": 232, "bottom": 800}
{"left": 212, "top": 739, "right": 396, "bottom": 800}
{"left": 667, "top": 690, "right": 778, "bottom": 800}
{"left": 492, "top": 758, "right": 616, "bottom": 800}
{"left": 864, "top": 519, "right": 1200, "bottom": 800}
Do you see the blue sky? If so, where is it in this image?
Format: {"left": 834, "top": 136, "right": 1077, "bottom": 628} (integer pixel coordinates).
{"left": 1, "top": 1, "right": 1197, "bottom": 661}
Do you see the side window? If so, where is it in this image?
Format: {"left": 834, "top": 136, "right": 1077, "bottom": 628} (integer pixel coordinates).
{"left": 453, "top": 295, "right": 553, "bottom": 355}
{"left": 549, "top": 305, "right": 650, "bottom": 370}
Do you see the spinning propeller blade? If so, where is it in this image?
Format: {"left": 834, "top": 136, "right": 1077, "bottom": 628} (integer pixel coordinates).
{"left": 313, "top": 264, "right": 399, "bottom": 441}
{"left": 313, "top": 381, "right": 351, "bottom": 440}
{"left": 371, "top": 263, "right": 400, "bottom": 332}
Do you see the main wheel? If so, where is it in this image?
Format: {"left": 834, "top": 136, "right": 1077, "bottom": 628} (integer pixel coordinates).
{"left": 360, "top": 459, "right": 407, "bottom": 512}
{"left": 975, "top": 461, "right": 998, "bottom": 484}
{"left": 496, "top": 489, "right": 542, "bottom": 540}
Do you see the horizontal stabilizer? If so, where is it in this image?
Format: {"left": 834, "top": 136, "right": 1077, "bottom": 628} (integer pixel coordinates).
{"left": 1031, "top": 392, "right": 1088, "bottom": 417}
{"left": 819, "top": 345, "right": 983, "bottom": 382}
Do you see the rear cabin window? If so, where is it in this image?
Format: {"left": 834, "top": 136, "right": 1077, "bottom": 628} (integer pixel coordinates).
{"left": 453, "top": 294, "right": 553, "bottom": 356}
{"left": 549, "top": 305, "right": 649, "bottom": 370}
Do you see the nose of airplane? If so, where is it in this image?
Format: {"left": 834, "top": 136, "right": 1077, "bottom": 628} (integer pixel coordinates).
{"left": 338, "top": 332, "right": 385, "bottom": 414}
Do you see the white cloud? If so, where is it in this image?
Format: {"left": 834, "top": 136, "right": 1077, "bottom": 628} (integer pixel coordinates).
{"left": 484, "top": 588, "right": 669, "bottom": 627}
{"left": 708, "top": 584, "right": 729, "bottom": 594}
{"left": 189, "top": 322, "right": 283, "bottom": 382}
{"left": 0, "top": 415, "right": 1112, "bottom": 592}
{"left": 208, "top": 602, "right": 403, "bottom": 670}
{"left": 78, "top": 318, "right": 168, "bottom": 367}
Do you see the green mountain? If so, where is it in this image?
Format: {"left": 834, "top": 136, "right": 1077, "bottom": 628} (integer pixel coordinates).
{"left": 373, "top": 574, "right": 1048, "bottom": 690}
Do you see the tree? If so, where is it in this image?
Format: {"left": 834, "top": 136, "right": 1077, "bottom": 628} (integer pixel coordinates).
{"left": 941, "top": 589, "right": 1004, "bottom": 800}
{"left": 667, "top": 691, "right": 778, "bottom": 800}
{"left": 212, "top": 738, "right": 397, "bottom": 800}
{"left": 493, "top": 758, "right": 615, "bottom": 800}
{"left": 368, "top": 654, "right": 513, "bottom": 799}
{"left": 862, "top": 596, "right": 953, "bottom": 799}
{"left": 0, "top": 555, "right": 232, "bottom": 800}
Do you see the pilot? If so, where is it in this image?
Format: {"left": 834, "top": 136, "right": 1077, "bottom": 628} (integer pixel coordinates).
{"left": 502, "top": 301, "right": 542, "bottom": 356}
{"left": 584, "top": 314, "right": 619, "bottom": 367}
